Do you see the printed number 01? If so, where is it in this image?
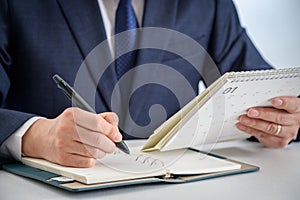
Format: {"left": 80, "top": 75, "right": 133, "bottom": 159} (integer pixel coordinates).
{"left": 223, "top": 87, "right": 238, "bottom": 94}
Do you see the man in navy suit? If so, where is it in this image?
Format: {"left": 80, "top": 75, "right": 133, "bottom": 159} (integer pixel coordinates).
{"left": 1, "top": 0, "right": 299, "bottom": 167}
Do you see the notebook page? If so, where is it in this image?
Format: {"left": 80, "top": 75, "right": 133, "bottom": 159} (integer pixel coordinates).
{"left": 22, "top": 153, "right": 163, "bottom": 184}
{"left": 143, "top": 148, "right": 241, "bottom": 174}
{"left": 22, "top": 147, "right": 240, "bottom": 184}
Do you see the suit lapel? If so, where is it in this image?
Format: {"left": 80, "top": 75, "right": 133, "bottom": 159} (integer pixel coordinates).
{"left": 142, "top": 0, "right": 178, "bottom": 28}
{"left": 56, "top": 0, "right": 106, "bottom": 58}
{"left": 137, "top": 0, "right": 179, "bottom": 65}
{"left": 56, "top": 0, "right": 119, "bottom": 112}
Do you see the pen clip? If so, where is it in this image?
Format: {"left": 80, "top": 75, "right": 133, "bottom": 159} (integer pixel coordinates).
{"left": 53, "top": 74, "right": 74, "bottom": 99}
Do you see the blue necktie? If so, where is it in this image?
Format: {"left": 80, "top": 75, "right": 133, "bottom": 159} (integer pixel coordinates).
{"left": 115, "top": 0, "right": 138, "bottom": 79}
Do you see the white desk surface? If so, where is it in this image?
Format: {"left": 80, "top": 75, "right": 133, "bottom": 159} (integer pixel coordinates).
{"left": 1, "top": 139, "right": 299, "bottom": 200}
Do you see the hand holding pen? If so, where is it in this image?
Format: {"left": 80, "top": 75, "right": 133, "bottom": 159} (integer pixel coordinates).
{"left": 52, "top": 74, "right": 130, "bottom": 154}
{"left": 22, "top": 75, "right": 129, "bottom": 168}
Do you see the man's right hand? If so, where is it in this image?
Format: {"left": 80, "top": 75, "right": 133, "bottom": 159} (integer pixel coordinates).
{"left": 22, "top": 108, "right": 122, "bottom": 168}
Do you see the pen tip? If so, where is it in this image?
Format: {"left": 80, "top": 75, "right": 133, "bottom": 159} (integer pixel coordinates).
{"left": 116, "top": 141, "right": 130, "bottom": 154}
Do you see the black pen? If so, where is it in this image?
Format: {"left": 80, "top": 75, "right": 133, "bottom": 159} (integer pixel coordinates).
{"left": 52, "top": 74, "right": 130, "bottom": 154}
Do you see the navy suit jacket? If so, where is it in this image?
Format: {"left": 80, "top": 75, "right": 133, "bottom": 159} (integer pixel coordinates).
{"left": 0, "top": 0, "right": 277, "bottom": 144}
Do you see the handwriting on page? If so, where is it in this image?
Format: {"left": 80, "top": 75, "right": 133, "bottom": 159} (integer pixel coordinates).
{"left": 98, "top": 149, "right": 165, "bottom": 174}
{"left": 113, "top": 149, "right": 165, "bottom": 167}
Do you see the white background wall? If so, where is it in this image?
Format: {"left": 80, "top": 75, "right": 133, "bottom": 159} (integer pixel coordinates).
{"left": 234, "top": 0, "right": 300, "bottom": 68}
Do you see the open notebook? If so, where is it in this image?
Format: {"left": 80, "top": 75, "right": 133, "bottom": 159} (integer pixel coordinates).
{"left": 142, "top": 67, "right": 300, "bottom": 152}
{"left": 21, "top": 147, "right": 241, "bottom": 185}
{"left": 2, "top": 143, "right": 258, "bottom": 192}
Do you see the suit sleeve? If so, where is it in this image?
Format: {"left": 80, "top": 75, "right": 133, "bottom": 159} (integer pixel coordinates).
{"left": 208, "top": 0, "right": 273, "bottom": 74}
{"left": 0, "top": 0, "right": 35, "bottom": 145}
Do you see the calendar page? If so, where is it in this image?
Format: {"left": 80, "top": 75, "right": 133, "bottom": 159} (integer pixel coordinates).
{"left": 142, "top": 67, "right": 300, "bottom": 152}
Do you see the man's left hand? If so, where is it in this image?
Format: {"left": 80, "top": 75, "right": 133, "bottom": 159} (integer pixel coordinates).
{"left": 237, "top": 96, "right": 300, "bottom": 148}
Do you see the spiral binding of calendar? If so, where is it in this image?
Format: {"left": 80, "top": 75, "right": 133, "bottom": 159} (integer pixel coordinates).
{"left": 227, "top": 67, "right": 300, "bottom": 82}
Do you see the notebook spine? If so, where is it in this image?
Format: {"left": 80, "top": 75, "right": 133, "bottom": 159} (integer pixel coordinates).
{"left": 227, "top": 67, "right": 300, "bottom": 82}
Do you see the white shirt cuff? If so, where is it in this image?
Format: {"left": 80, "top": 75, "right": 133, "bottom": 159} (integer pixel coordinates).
{"left": 0, "top": 116, "right": 43, "bottom": 161}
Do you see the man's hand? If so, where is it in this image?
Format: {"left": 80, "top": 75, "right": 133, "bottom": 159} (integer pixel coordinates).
{"left": 237, "top": 96, "right": 300, "bottom": 148}
{"left": 22, "top": 108, "right": 122, "bottom": 167}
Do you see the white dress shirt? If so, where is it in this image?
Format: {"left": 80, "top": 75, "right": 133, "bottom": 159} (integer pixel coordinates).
{"left": 0, "top": 117, "right": 42, "bottom": 160}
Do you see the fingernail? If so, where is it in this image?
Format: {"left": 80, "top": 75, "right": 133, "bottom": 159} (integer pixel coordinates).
{"left": 273, "top": 98, "right": 283, "bottom": 107}
{"left": 237, "top": 124, "right": 247, "bottom": 131}
{"left": 114, "top": 132, "right": 122, "bottom": 142}
{"left": 248, "top": 109, "right": 259, "bottom": 117}
{"left": 240, "top": 116, "right": 251, "bottom": 124}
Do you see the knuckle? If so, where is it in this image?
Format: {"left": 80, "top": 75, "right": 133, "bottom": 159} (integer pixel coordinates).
{"left": 104, "top": 125, "right": 115, "bottom": 138}
{"left": 96, "top": 116, "right": 116, "bottom": 138}
{"left": 266, "top": 123, "right": 277, "bottom": 134}
{"left": 275, "top": 114, "right": 285, "bottom": 124}
{"left": 56, "top": 122, "right": 69, "bottom": 134}
{"left": 111, "top": 112, "right": 119, "bottom": 123}
{"left": 95, "top": 135, "right": 103, "bottom": 147}
{"left": 62, "top": 108, "right": 74, "bottom": 119}
{"left": 290, "top": 106, "right": 299, "bottom": 113}
{"left": 110, "top": 126, "right": 118, "bottom": 138}
{"left": 109, "top": 128, "right": 116, "bottom": 138}
{"left": 95, "top": 117, "right": 105, "bottom": 132}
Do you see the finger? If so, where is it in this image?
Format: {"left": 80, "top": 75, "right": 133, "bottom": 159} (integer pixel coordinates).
{"left": 239, "top": 115, "right": 285, "bottom": 136}
{"left": 100, "top": 112, "right": 119, "bottom": 126}
{"left": 72, "top": 125, "right": 116, "bottom": 153}
{"left": 238, "top": 115, "right": 298, "bottom": 139}
{"left": 252, "top": 132, "right": 290, "bottom": 148}
{"left": 272, "top": 96, "right": 300, "bottom": 114}
{"left": 64, "top": 141, "right": 107, "bottom": 159}
{"left": 54, "top": 136, "right": 106, "bottom": 158}
{"left": 55, "top": 153, "right": 96, "bottom": 168}
{"left": 99, "top": 112, "right": 122, "bottom": 142}
{"left": 63, "top": 108, "right": 119, "bottom": 141}
{"left": 247, "top": 107, "right": 297, "bottom": 126}
{"left": 236, "top": 124, "right": 290, "bottom": 148}
{"left": 82, "top": 144, "right": 107, "bottom": 159}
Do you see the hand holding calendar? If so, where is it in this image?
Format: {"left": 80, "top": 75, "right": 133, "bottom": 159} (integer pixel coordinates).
{"left": 142, "top": 67, "right": 300, "bottom": 152}
{"left": 238, "top": 96, "right": 300, "bottom": 148}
